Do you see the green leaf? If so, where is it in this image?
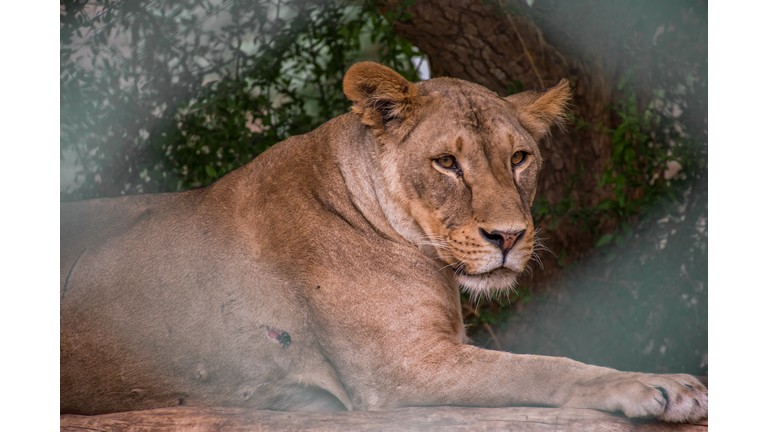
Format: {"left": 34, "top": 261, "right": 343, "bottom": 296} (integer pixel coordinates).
{"left": 615, "top": 174, "right": 626, "bottom": 189}
{"left": 596, "top": 199, "right": 615, "bottom": 211}
{"left": 624, "top": 148, "right": 636, "bottom": 163}
{"left": 205, "top": 166, "right": 217, "bottom": 178}
{"left": 595, "top": 233, "right": 614, "bottom": 248}
{"left": 621, "top": 220, "right": 631, "bottom": 234}
{"left": 617, "top": 193, "right": 627, "bottom": 208}
{"left": 557, "top": 250, "right": 567, "bottom": 267}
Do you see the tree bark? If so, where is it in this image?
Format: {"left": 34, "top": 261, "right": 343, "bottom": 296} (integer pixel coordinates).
{"left": 61, "top": 406, "right": 708, "bottom": 431}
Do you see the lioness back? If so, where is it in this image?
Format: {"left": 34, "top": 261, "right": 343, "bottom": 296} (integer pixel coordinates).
{"left": 60, "top": 116, "right": 369, "bottom": 413}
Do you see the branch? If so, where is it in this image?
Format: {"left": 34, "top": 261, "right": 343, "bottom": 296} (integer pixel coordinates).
{"left": 61, "top": 406, "right": 708, "bottom": 431}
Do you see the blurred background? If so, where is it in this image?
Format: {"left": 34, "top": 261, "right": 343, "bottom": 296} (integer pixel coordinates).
{"left": 60, "top": 0, "right": 707, "bottom": 376}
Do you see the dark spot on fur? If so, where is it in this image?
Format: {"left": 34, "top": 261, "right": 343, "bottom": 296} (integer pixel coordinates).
{"left": 277, "top": 332, "right": 292, "bottom": 347}
{"left": 316, "top": 285, "right": 321, "bottom": 289}
{"left": 178, "top": 397, "right": 185, "bottom": 405}
{"left": 263, "top": 325, "right": 292, "bottom": 347}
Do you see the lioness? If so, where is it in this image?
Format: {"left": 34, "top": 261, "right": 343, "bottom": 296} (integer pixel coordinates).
{"left": 61, "top": 62, "right": 707, "bottom": 421}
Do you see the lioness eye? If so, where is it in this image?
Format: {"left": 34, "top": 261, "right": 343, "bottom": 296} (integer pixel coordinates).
{"left": 437, "top": 155, "right": 456, "bottom": 168}
{"left": 511, "top": 151, "right": 527, "bottom": 166}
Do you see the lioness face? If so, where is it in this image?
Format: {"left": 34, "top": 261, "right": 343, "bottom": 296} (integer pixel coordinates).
{"left": 386, "top": 81, "right": 543, "bottom": 298}
{"left": 343, "top": 64, "right": 569, "bottom": 299}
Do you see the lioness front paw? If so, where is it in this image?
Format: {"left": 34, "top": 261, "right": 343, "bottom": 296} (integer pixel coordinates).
{"left": 571, "top": 372, "right": 707, "bottom": 422}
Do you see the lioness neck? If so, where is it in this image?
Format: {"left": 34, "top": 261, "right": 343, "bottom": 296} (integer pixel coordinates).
{"left": 328, "top": 115, "right": 432, "bottom": 254}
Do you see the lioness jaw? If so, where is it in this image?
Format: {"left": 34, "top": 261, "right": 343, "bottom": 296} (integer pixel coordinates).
{"left": 60, "top": 62, "right": 707, "bottom": 422}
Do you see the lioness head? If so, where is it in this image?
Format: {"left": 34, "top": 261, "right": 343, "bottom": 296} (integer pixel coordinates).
{"left": 343, "top": 62, "right": 570, "bottom": 299}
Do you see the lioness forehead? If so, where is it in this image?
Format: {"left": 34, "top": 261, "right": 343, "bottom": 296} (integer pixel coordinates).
{"left": 419, "top": 78, "right": 510, "bottom": 113}
{"left": 413, "top": 78, "right": 532, "bottom": 151}
{"left": 417, "top": 77, "right": 501, "bottom": 100}
{"left": 416, "top": 78, "right": 522, "bottom": 133}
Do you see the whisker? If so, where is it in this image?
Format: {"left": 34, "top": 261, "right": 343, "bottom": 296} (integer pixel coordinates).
{"left": 439, "top": 261, "right": 458, "bottom": 271}
{"left": 533, "top": 231, "right": 556, "bottom": 258}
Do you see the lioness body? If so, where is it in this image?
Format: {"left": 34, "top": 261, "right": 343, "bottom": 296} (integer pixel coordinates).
{"left": 61, "top": 114, "right": 446, "bottom": 412}
{"left": 61, "top": 63, "right": 706, "bottom": 421}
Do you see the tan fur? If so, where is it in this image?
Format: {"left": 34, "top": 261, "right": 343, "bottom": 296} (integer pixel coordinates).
{"left": 60, "top": 62, "right": 706, "bottom": 421}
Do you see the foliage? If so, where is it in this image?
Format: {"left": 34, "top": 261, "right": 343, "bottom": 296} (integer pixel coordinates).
{"left": 532, "top": 69, "right": 707, "bottom": 258}
{"left": 61, "top": 0, "right": 421, "bottom": 200}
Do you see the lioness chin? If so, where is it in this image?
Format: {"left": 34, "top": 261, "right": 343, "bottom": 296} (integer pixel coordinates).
{"left": 60, "top": 62, "right": 707, "bottom": 422}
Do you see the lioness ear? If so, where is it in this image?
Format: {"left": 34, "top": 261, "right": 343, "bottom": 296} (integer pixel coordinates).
{"left": 505, "top": 79, "right": 572, "bottom": 141}
{"left": 343, "top": 62, "right": 421, "bottom": 135}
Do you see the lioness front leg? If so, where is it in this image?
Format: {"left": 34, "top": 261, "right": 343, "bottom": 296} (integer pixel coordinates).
{"left": 349, "top": 341, "right": 707, "bottom": 422}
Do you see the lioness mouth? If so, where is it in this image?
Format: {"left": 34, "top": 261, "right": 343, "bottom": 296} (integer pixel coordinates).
{"left": 452, "top": 265, "right": 514, "bottom": 278}
{"left": 452, "top": 264, "right": 521, "bottom": 299}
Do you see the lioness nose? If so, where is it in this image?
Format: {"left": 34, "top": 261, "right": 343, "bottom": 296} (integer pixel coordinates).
{"left": 479, "top": 228, "right": 524, "bottom": 256}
